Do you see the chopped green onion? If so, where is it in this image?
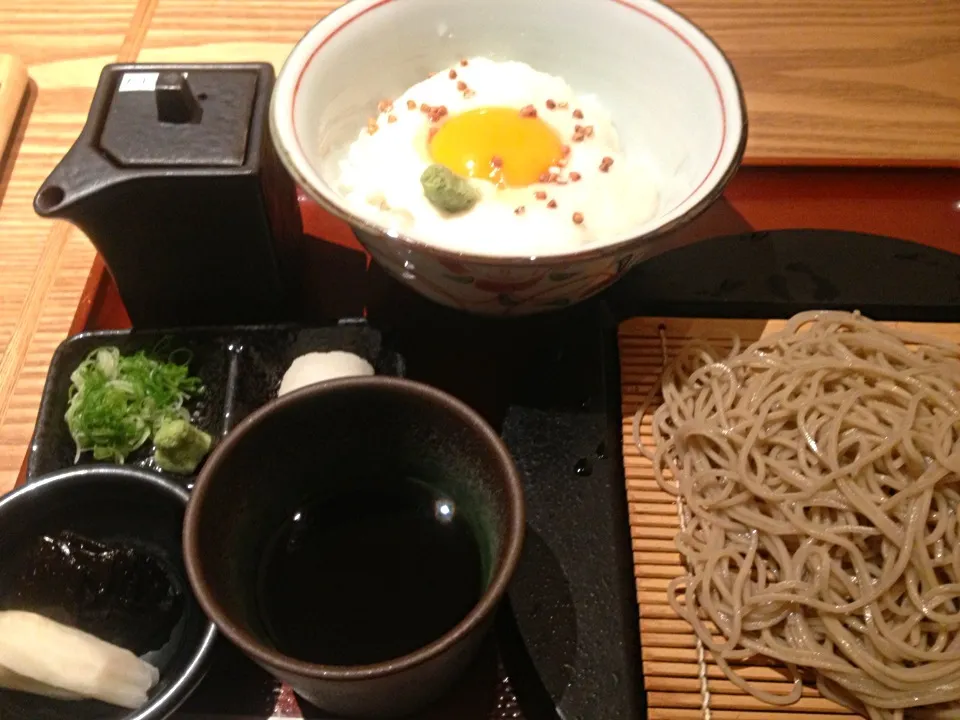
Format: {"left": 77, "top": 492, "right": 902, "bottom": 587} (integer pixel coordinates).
{"left": 65, "top": 346, "right": 205, "bottom": 466}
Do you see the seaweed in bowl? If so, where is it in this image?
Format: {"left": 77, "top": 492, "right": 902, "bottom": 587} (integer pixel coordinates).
{"left": 2, "top": 531, "right": 184, "bottom": 656}
{"left": 0, "top": 530, "right": 179, "bottom": 713}
{"left": 64, "top": 343, "right": 212, "bottom": 475}
{"left": 0, "top": 467, "right": 217, "bottom": 720}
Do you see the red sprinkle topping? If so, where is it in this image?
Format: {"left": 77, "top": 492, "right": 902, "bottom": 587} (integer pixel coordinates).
{"left": 535, "top": 191, "right": 547, "bottom": 200}
{"left": 572, "top": 109, "right": 584, "bottom": 119}
{"left": 572, "top": 212, "right": 584, "bottom": 225}
{"left": 546, "top": 99, "right": 557, "bottom": 110}
{"left": 425, "top": 105, "right": 448, "bottom": 122}
{"left": 569, "top": 172, "right": 582, "bottom": 182}
{"left": 448, "top": 69, "right": 458, "bottom": 79}
{"left": 514, "top": 206, "right": 526, "bottom": 215}
{"left": 599, "top": 156, "right": 614, "bottom": 172}
{"left": 572, "top": 124, "right": 595, "bottom": 143}
{"left": 547, "top": 199, "right": 558, "bottom": 209}
{"left": 519, "top": 105, "right": 537, "bottom": 118}
{"left": 406, "top": 99, "right": 417, "bottom": 110}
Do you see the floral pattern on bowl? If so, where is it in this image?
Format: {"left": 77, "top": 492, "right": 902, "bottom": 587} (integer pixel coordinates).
{"left": 357, "top": 228, "right": 642, "bottom": 315}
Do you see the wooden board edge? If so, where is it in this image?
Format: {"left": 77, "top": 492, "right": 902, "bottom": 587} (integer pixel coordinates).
{"left": 0, "top": 54, "right": 28, "bottom": 163}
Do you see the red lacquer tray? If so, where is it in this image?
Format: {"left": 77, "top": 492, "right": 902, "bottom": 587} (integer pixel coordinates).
{"left": 12, "top": 160, "right": 960, "bottom": 720}
{"left": 58, "top": 163, "right": 960, "bottom": 338}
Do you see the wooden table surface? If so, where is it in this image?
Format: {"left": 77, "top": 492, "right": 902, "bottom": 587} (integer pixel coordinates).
{"left": 0, "top": 0, "right": 959, "bottom": 494}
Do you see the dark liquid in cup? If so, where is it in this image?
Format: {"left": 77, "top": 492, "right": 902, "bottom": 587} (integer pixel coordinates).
{"left": 256, "top": 477, "right": 484, "bottom": 666}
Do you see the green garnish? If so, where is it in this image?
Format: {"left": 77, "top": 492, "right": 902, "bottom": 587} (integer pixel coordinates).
{"left": 420, "top": 164, "right": 480, "bottom": 214}
{"left": 65, "top": 346, "right": 208, "bottom": 469}
{"left": 153, "top": 418, "right": 213, "bottom": 474}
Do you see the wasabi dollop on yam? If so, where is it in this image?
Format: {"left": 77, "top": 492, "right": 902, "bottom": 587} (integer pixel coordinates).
{"left": 0, "top": 611, "right": 159, "bottom": 709}
{"left": 420, "top": 163, "right": 480, "bottom": 214}
{"left": 277, "top": 351, "right": 375, "bottom": 397}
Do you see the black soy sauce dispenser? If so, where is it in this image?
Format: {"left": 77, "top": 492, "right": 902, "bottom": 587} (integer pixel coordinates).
{"left": 34, "top": 63, "right": 303, "bottom": 328}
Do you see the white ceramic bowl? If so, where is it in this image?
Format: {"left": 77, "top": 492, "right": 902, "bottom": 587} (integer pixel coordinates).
{"left": 271, "top": 0, "right": 746, "bottom": 315}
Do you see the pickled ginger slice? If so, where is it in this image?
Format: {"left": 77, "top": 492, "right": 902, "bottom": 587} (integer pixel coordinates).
{"left": 0, "top": 664, "right": 83, "bottom": 701}
{"left": 0, "top": 611, "right": 159, "bottom": 709}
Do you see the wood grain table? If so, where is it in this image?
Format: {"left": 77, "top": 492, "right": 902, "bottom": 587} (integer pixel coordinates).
{"left": 0, "top": 0, "right": 959, "bottom": 494}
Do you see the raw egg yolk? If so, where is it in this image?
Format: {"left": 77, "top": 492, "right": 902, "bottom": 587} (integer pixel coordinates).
{"left": 429, "top": 107, "right": 564, "bottom": 187}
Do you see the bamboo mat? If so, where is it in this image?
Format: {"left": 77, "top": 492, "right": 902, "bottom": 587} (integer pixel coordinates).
{"left": 618, "top": 316, "right": 960, "bottom": 720}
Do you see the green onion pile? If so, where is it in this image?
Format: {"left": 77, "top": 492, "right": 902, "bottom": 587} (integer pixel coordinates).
{"left": 65, "top": 346, "right": 207, "bottom": 469}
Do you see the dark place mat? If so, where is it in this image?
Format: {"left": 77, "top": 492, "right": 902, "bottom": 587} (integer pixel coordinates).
{"left": 608, "top": 228, "right": 960, "bottom": 321}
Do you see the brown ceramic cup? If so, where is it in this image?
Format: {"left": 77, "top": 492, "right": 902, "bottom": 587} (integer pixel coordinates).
{"left": 183, "top": 377, "right": 525, "bottom": 718}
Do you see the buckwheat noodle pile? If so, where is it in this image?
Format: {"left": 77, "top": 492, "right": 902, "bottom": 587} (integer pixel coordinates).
{"left": 633, "top": 311, "right": 960, "bottom": 720}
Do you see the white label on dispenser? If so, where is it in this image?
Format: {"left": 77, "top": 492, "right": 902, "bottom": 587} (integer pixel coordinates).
{"left": 118, "top": 72, "right": 159, "bottom": 92}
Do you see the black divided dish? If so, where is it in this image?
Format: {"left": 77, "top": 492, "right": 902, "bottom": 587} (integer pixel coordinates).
{"left": 26, "top": 321, "right": 405, "bottom": 483}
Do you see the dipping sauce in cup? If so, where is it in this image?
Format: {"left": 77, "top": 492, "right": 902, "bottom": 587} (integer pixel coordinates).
{"left": 183, "top": 377, "right": 525, "bottom": 718}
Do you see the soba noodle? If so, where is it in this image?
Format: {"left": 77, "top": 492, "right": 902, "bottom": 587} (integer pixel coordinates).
{"left": 633, "top": 311, "right": 960, "bottom": 720}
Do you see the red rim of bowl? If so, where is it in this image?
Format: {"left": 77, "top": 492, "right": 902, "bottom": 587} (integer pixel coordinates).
{"left": 270, "top": 0, "right": 748, "bottom": 267}
{"left": 183, "top": 376, "right": 526, "bottom": 681}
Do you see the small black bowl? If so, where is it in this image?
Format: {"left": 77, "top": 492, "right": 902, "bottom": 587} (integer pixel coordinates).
{"left": 0, "top": 466, "right": 217, "bottom": 720}
{"left": 184, "top": 376, "right": 526, "bottom": 718}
